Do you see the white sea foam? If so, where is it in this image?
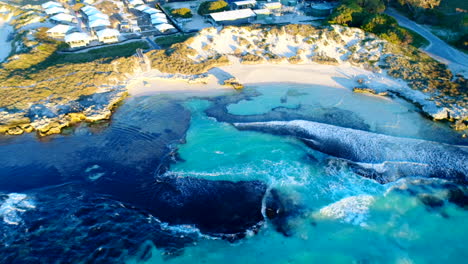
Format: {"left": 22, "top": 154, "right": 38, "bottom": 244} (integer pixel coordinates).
{"left": 0, "top": 193, "right": 35, "bottom": 225}
{"left": 317, "top": 195, "right": 375, "bottom": 227}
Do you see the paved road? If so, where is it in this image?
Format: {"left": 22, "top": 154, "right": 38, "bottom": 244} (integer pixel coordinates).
{"left": 386, "top": 8, "right": 468, "bottom": 69}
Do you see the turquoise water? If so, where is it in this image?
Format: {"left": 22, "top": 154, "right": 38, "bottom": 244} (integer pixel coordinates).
{"left": 127, "top": 84, "right": 468, "bottom": 263}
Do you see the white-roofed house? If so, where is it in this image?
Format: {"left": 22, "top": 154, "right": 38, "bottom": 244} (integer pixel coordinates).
{"left": 150, "top": 13, "right": 166, "bottom": 20}
{"left": 128, "top": 0, "right": 145, "bottom": 8}
{"left": 143, "top": 8, "right": 162, "bottom": 15}
{"left": 65, "top": 32, "right": 91, "bottom": 48}
{"left": 96, "top": 28, "right": 120, "bottom": 43}
{"left": 41, "top": 1, "right": 61, "bottom": 10}
{"left": 232, "top": 0, "right": 257, "bottom": 10}
{"left": 262, "top": 2, "right": 282, "bottom": 10}
{"left": 134, "top": 5, "right": 149, "bottom": 12}
{"left": 253, "top": 8, "right": 271, "bottom": 20}
{"left": 151, "top": 17, "right": 168, "bottom": 25}
{"left": 209, "top": 9, "right": 256, "bottom": 25}
{"left": 88, "top": 13, "right": 110, "bottom": 22}
{"left": 89, "top": 19, "right": 111, "bottom": 30}
{"left": 83, "top": 0, "right": 96, "bottom": 4}
{"left": 50, "top": 13, "right": 76, "bottom": 24}
{"left": 155, "top": 23, "right": 175, "bottom": 33}
{"left": 45, "top": 6, "right": 68, "bottom": 15}
{"left": 46, "top": 24, "right": 74, "bottom": 39}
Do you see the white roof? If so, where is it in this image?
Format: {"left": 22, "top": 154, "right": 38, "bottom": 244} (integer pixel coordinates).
{"left": 210, "top": 9, "right": 256, "bottom": 22}
{"left": 263, "top": 2, "right": 282, "bottom": 9}
{"left": 42, "top": 1, "right": 61, "bottom": 9}
{"left": 143, "top": 8, "right": 161, "bottom": 15}
{"left": 150, "top": 13, "right": 166, "bottom": 19}
{"left": 234, "top": 0, "right": 256, "bottom": 6}
{"left": 151, "top": 17, "right": 168, "bottom": 25}
{"left": 47, "top": 24, "right": 73, "bottom": 34}
{"left": 134, "top": 5, "right": 149, "bottom": 11}
{"left": 45, "top": 6, "right": 68, "bottom": 15}
{"left": 96, "top": 28, "right": 120, "bottom": 38}
{"left": 65, "top": 32, "right": 90, "bottom": 42}
{"left": 253, "top": 8, "right": 271, "bottom": 15}
{"left": 89, "top": 19, "right": 111, "bottom": 28}
{"left": 155, "top": 23, "right": 175, "bottom": 32}
{"left": 129, "top": 0, "right": 144, "bottom": 5}
{"left": 50, "top": 13, "right": 75, "bottom": 22}
{"left": 88, "top": 13, "right": 109, "bottom": 22}
{"left": 82, "top": 6, "right": 100, "bottom": 15}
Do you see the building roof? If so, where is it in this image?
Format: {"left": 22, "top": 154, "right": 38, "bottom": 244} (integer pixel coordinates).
{"left": 134, "top": 5, "right": 148, "bottom": 11}
{"left": 42, "top": 1, "right": 61, "bottom": 9}
{"left": 311, "top": 3, "right": 334, "bottom": 10}
{"left": 65, "top": 32, "right": 90, "bottom": 42}
{"left": 150, "top": 13, "right": 166, "bottom": 19}
{"left": 128, "top": 0, "right": 145, "bottom": 5}
{"left": 96, "top": 28, "right": 120, "bottom": 38}
{"left": 82, "top": 6, "right": 100, "bottom": 15}
{"left": 50, "top": 13, "right": 75, "bottom": 22}
{"left": 151, "top": 17, "right": 168, "bottom": 25}
{"left": 233, "top": 0, "right": 256, "bottom": 7}
{"left": 155, "top": 23, "right": 175, "bottom": 32}
{"left": 47, "top": 24, "right": 73, "bottom": 34}
{"left": 253, "top": 8, "right": 271, "bottom": 15}
{"left": 209, "top": 9, "right": 256, "bottom": 22}
{"left": 143, "top": 8, "right": 161, "bottom": 15}
{"left": 89, "top": 19, "right": 111, "bottom": 28}
{"left": 88, "top": 13, "right": 109, "bottom": 22}
{"left": 45, "top": 6, "right": 68, "bottom": 15}
{"left": 262, "top": 2, "right": 282, "bottom": 9}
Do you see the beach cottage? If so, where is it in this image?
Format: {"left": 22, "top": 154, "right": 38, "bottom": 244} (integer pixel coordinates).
{"left": 50, "top": 13, "right": 76, "bottom": 24}
{"left": 46, "top": 24, "right": 74, "bottom": 39}
{"left": 65, "top": 32, "right": 91, "bottom": 48}
{"left": 41, "top": 1, "right": 61, "bottom": 10}
{"left": 155, "top": 23, "right": 175, "bottom": 33}
{"left": 45, "top": 6, "right": 68, "bottom": 15}
{"left": 96, "top": 28, "right": 120, "bottom": 43}
{"left": 232, "top": 0, "right": 257, "bottom": 10}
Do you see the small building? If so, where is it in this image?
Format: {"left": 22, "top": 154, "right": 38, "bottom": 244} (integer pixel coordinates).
{"left": 262, "top": 2, "right": 282, "bottom": 10}
{"left": 151, "top": 17, "right": 168, "bottom": 25}
{"left": 50, "top": 13, "right": 76, "bottom": 24}
{"left": 232, "top": 0, "right": 257, "bottom": 10}
{"left": 65, "top": 32, "right": 91, "bottom": 48}
{"left": 143, "top": 8, "right": 162, "bottom": 15}
{"left": 83, "top": 0, "right": 96, "bottom": 4}
{"left": 81, "top": 5, "right": 100, "bottom": 16}
{"left": 134, "top": 5, "right": 148, "bottom": 12}
{"left": 88, "top": 13, "right": 110, "bottom": 22}
{"left": 209, "top": 9, "right": 256, "bottom": 25}
{"left": 253, "top": 8, "right": 271, "bottom": 19}
{"left": 89, "top": 19, "right": 111, "bottom": 30}
{"left": 41, "top": 1, "right": 62, "bottom": 10}
{"left": 155, "top": 23, "right": 175, "bottom": 33}
{"left": 310, "top": 3, "right": 334, "bottom": 17}
{"left": 45, "top": 6, "right": 68, "bottom": 15}
{"left": 96, "top": 28, "right": 120, "bottom": 43}
{"left": 128, "top": 0, "right": 145, "bottom": 8}
{"left": 46, "top": 24, "right": 73, "bottom": 39}
{"left": 151, "top": 13, "right": 166, "bottom": 19}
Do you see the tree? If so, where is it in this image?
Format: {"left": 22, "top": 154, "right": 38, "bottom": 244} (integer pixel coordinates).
{"left": 198, "top": 0, "right": 230, "bottom": 16}
{"left": 171, "top": 7, "right": 193, "bottom": 18}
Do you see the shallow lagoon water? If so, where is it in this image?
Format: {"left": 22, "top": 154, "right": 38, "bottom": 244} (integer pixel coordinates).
{"left": 0, "top": 83, "right": 467, "bottom": 263}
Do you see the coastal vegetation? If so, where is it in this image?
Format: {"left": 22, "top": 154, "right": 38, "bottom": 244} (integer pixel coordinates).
{"left": 197, "top": 0, "right": 230, "bottom": 16}
{"left": 328, "top": 0, "right": 429, "bottom": 48}
{"left": 171, "top": 7, "right": 193, "bottom": 18}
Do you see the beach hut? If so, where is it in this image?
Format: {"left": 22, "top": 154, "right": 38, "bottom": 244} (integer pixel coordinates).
{"left": 89, "top": 19, "right": 111, "bottom": 29}
{"left": 209, "top": 9, "right": 256, "bottom": 25}
{"left": 96, "top": 28, "right": 120, "bottom": 43}
{"left": 155, "top": 23, "right": 175, "bottom": 33}
{"left": 45, "top": 6, "right": 68, "bottom": 15}
{"left": 151, "top": 17, "right": 168, "bottom": 25}
{"left": 41, "top": 1, "right": 61, "bottom": 10}
{"left": 50, "top": 13, "right": 75, "bottom": 24}
{"left": 46, "top": 24, "right": 73, "bottom": 39}
{"left": 65, "top": 32, "right": 91, "bottom": 48}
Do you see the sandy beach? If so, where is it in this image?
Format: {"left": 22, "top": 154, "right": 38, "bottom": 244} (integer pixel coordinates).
{"left": 126, "top": 61, "right": 408, "bottom": 99}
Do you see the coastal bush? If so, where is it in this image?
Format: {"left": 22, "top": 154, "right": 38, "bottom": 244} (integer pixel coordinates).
{"left": 198, "top": 1, "right": 229, "bottom": 16}
{"left": 171, "top": 7, "right": 193, "bottom": 18}
{"left": 240, "top": 53, "right": 265, "bottom": 64}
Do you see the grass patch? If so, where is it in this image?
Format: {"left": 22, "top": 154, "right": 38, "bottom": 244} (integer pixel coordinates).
{"left": 154, "top": 33, "right": 196, "bottom": 48}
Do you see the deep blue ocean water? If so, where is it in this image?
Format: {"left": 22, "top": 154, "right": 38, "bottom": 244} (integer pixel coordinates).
{"left": 0, "top": 84, "right": 467, "bottom": 263}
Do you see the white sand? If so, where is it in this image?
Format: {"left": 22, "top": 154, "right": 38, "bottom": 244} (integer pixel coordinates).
{"left": 127, "top": 61, "right": 404, "bottom": 99}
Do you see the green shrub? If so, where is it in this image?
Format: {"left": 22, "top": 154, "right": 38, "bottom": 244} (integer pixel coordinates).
{"left": 171, "top": 7, "right": 193, "bottom": 18}
{"left": 198, "top": 0, "right": 229, "bottom": 16}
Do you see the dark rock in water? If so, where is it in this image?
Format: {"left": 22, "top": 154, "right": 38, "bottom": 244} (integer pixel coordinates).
{"left": 418, "top": 194, "right": 444, "bottom": 208}
{"left": 264, "top": 189, "right": 302, "bottom": 237}
{"left": 447, "top": 187, "right": 468, "bottom": 209}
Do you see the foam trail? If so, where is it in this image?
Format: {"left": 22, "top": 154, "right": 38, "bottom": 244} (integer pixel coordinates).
{"left": 234, "top": 120, "right": 468, "bottom": 183}
{"left": 0, "top": 193, "right": 35, "bottom": 225}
